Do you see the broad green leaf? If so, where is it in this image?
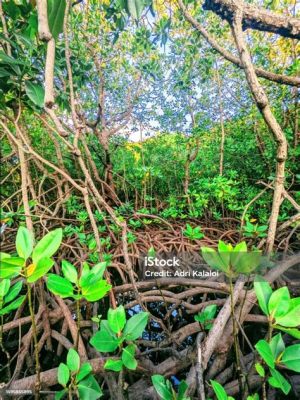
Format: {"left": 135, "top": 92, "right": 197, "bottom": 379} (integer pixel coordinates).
{"left": 233, "top": 251, "right": 261, "bottom": 275}
{"left": 32, "top": 228, "right": 62, "bottom": 264}
{"left": 90, "top": 321, "right": 119, "bottom": 352}
{"left": 289, "top": 297, "right": 300, "bottom": 308}
{"left": 62, "top": 260, "right": 78, "bottom": 283}
{"left": 16, "top": 227, "right": 33, "bottom": 260}
{"left": 57, "top": 363, "right": 69, "bottom": 386}
{"left": 268, "top": 287, "right": 290, "bottom": 319}
{"left": 91, "top": 262, "right": 107, "bottom": 280}
{"left": 108, "top": 305, "right": 126, "bottom": 334}
{"left": 273, "top": 325, "right": 300, "bottom": 339}
{"left": 255, "top": 363, "right": 265, "bottom": 377}
{"left": 246, "top": 395, "right": 259, "bottom": 400}
{"left": 46, "top": 274, "right": 74, "bottom": 298}
{"left": 27, "top": 257, "right": 54, "bottom": 283}
{"left": 76, "top": 363, "right": 92, "bottom": 382}
{"left": 122, "top": 344, "right": 137, "bottom": 370}
{"left": 254, "top": 278, "right": 272, "bottom": 316}
{"left": 151, "top": 375, "right": 173, "bottom": 400}
{"left": 0, "top": 50, "right": 22, "bottom": 65}
{"left": 275, "top": 305, "right": 300, "bottom": 328}
{"left": 4, "top": 280, "right": 23, "bottom": 303}
{"left": 217, "top": 240, "right": 231, "bottom": 268}
{"left": 123, "top": 312, "right": 149, "bottom": 340}
{"left": 0, "top": 279, "right": 10, "bottom": 297}
{"left": 104, "top": 359, "right": 123, "bottom": 371}
{"left": 77, "top": 375, "right": 102, "bottom": 400}
{"left": 0, "top": 295, "right": 26, "bottom": 316}
{"left": 281, "top": 344, "right": 300, "bottom": 372}
{"left": 255, "top": 340, "right": 275, "bottom": 368}
{"left": 0, "top": 253, "right": 10, "bottom": 259}
{"left": 268, "top": 368, "right": 291, "bottom": 395}
{"left": 47, "top": 0, "right": 66, "bottom": 39}
{"left": 81, "top": 280, "right": 111, "bottom": 302}
{"left": 67, "top": 348, "right": 80, "bottom": 372}
{"left": 195, "top": 304, "right": 217, "bottom": 329}
{"left": 210, "top": 380, "right": 228, "bottom": 400}
{"left": 0, "top": 257, "right": 24, "bottom": 279}
{"left": 177, "top": 380, "right": 188, "bottom": 400}
{"left": 201, "top": 247, "right": 229, "bottom": 274}
{"left": 270, "top": 333, "right": 285, "bottom": 359}
{"left": 127, "top": 0, "right": 144, "bottom": 20}
{"left": 25, "top": 81, "right": 45, "bottom": 108}
{"left": 55, "top": 389, "right": 67, "bottom": 400}
{"left": 80, "top": 262, "right": 107, "bottom": 287}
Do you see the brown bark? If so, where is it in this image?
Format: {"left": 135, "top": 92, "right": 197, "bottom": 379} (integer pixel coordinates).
{"left": 215, "top": 62, "right": 226, "bottom": 175}
{"left": 231, "top": 2, "right": 287, "bottom": 254}
{"left": 203, "top": 0, "right": 300, "bottom": 39}
{"left": 44, "top": 38, "right": 55, "bottom": 108}
{"left": 36, "top": 0, "right": 52, "bottom": 41}
{"left": 177, "top": 0, "right": 300, "bottom": 87}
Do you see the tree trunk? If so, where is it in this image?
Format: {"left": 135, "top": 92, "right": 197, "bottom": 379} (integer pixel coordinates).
{"left": 231, "top": 3, "right": 287, "bottom": 254}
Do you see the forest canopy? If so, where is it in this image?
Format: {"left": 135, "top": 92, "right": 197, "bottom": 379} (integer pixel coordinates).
{"left": 0, "top": 0, "right": 299, "bottom": 399}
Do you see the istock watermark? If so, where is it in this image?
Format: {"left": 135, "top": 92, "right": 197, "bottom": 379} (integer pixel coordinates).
{"left": 139, "top": 251, "right": 219, "bottom": 280}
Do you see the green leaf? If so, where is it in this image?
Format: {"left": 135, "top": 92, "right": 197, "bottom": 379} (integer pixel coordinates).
{"left": 268, "top": 368, "right": 291, "bottom": 395}
{"left": 281, "top": 344, "right": 300, "bottom": 372}
{"left": 270, "top": 333, "right": 285, "bottom": 359}
{"left": 32, "top": 228, "right": 62, "bottom": 264}
{"left": 194, "top": 304, "right": 217, "bottom": 329}
{"left": 254, "top": 278, "right": 272, "bottom": 316}
{"left": 275, "top": 305, "right": 300, "bottom": 328}
{"left": 246, "top": 395, "right": 259, "bottom": 400}
{"left": 0, "top": 279, "right": 10, "bottom": 297}
{"left": 91, "top": 262, "right": 107, "bottom": 280}
{"left": 151, "top": 375, "right": 173, "bottom": 400}
{"left": 210, "top": 380, "right": 228, "bottom": 400}
{"left": 177, "top": 380, "right": 188, "bottom": 400}
{"left": 201, "top": 247, "right": 229, "bottom": 274}
{"left": 123, "top": 312, "right": 149, "bottom": 340}
{"left": 25, "top": 81, "right": 45, "bottom": 108}
{"left": 57, "top": 363, "right": 70, "bottom": 386}
{"left": 55, "top": 389, "right": 67, "bottom": 400}
{"left": 4, "top": 280, "right": 23, "bottom": 303}
{"left": 122, "top": 344, "right": 137, "bottom": 370}
{"left": 27, "top": 257, "right": 54, "bottom": 283}
{"left": 108, "top": 305, "right": 126, "bottom": 334}
{"left": 268, "top": 287, "right": 290, "bottom": 319}
{"left": 255, "top": 340, "right": 275, "bottom": 369}
{"left": 47, "top": 0, "right": 66, "bottom": 39}
{"left": 217, "top": 240, "right": 231, "bottom": 268}
{"left": 90, "top": 321, "right": 119, "bottom": 352}
{"left": 255, "top": 363, "right": 265, "bottom": 377}
{"left": 77, "top": 375, "right": 103, "bottom": 400}
{"left": 0, "top": 295, "right": 26, "bottom": 316}
{"left": 232, "top": 251, "right": 261, "bottom": 275}
{"left": 104, "top": 359, "right": 123, "bottom": 371}
{"left": 80, "top": 262, "right": 107, "bottom": 287}
{"left": 46, "top": 274, "right": 74, "bottom": 298}
{"left": 67, "top": 348, "right": 80, "bottom": 372}
{"left": 82, "top": 280, "right": 111, "bottom": 302}
{"left": 127, "top": 0, "right": 145, "bottom": 20}
{"left": 0, "top": 257, "right": 24, "bottom": 279}
{"left": 16, "top": 227, "right": 33, "bottom": 260}
{"left": 0, "top": 51, "right": 21, "bottom": 65}
{"left": 62, "top": 260, "right": 78, "bottom": 283}
{"left": 148, "top": 246, "right": 156, "bottom": 257}
{"left": 273, "top": 325, "right": 300, "bottom": 339}
{"left": 76, "top": 362, "right": 92, "bottom": 382}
